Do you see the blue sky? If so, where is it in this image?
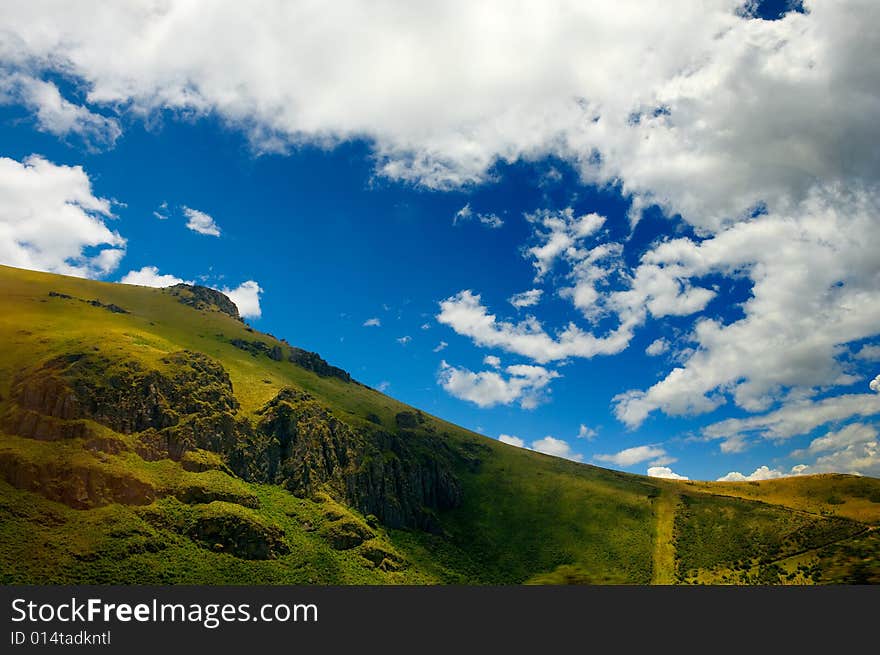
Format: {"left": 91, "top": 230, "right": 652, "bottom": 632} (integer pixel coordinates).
{"left": 1, "top": 0, "right": 878, "bottom": 481}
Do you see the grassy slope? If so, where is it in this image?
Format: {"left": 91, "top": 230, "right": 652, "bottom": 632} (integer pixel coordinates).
{"left": 1, "top": 264, "right": 878, "bottom": 584}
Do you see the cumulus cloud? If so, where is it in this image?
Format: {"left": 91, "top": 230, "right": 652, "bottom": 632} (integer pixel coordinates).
{"left": 433, "top": 340, "right": 447, "bottom": 352}
{"left": 577, "top": 424, "right": 597, "bottom": 440}
{"left": 363, "top": 317, "right": 381, "bottom": 327}
{"left": 871, "top": 375, "right": 880, "bottom": 393}
{"left": 525, "top": 208, "right": 606, "bottom": 280}
{"left": 594, "top": 445, "right": 667, "bottom": 468}
{"left": 531, "top": 436, "right": 583, "bottom": 462}
{"left": 453, "top": 203, "right": 503, "bottom": 229}
{"left": 183, "top": 206, "right": 221, "bottom": 237}
{"left": 645, "top": 338, "right": 669, "bottom": 357}
{"left": 0, "top": 72, "right": 120, "bottom": 150}
{"left": 483, "top": 355, "right": 501, "bottom": 368}
{"left": 437, "top": 289, "right": 633, "bottom": 364}
{"left": 614, "top": 188, "right": 880, "bottom": 427}
{"left": 796, "top": 441, "right": 880, "bottom": 477}
{"left": 717, "top": 466, "right": 786, "bottom": 482}
{"left": 703, "top": 393, "right": 880, "bottom": 444}
{"left": 438, "top": 360, "right": 559, "bottom": 409}
{"left": 397, "top": 335, "right": 411, "bottom": 345}
{"left": 222, "top": 280, "right": 262, "bottom": 319}
{"left": 792, "top": 423, "right": 877, "bottom": 457}
{"left": 119, "top": 265, "right": 188, "bottom": 287}
{"left": 0, "top": 1, "right": 868, "bottom": 214}
{"left": 0, "top": 154, "right": 125, "bottom": 278}
{"left": 788, "top": 423, "right": 880, "bottom": 477}
{"left": 509, "top": 289, "right": 543, "bottom": 309}
{"left": 647, "top": 466, "right": 688, "bottom": 480}
{"left": 498, "top": 434, "right": 525, "bottom": 448}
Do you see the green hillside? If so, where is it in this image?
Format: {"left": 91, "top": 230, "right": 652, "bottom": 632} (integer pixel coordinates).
{"left": 1, "top": 264, "right": 878, "bottom": 584}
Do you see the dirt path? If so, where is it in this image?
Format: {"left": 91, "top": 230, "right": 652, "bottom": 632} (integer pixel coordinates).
{"left": 651, "top": 489, "right": 678, "bottom": 585}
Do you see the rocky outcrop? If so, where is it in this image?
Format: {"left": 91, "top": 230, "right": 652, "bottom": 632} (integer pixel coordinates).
{"left": 345, "top": 444, "right": 462, "bottom": 533}
{"left": 5, "top": 349, "right": 464, "bottom": 532}
{"left": 186, "top": 504, "right": 288, "bottom": 560}
{"left": 0, "top": 450, "right": 156, "bottom": 509}
{"left": 243, "top": 388, "right": 463, "bottom": 530}
{"left": 8, "top": 350, "right": 240, "bottom": 451}
{"left": 320, "top": 517, "right": 374, "bottom": 550}
{"left": 165, "top": 284, "right": 242, "bottom": 321}
{"left": 228, "top": 339, "right": 352, "bottom": 383}
{"left": 287, "top": 347, "right": 351, "bottom": 382}
{"left": 47, "top": 292, "right": 129, "bottom": 314}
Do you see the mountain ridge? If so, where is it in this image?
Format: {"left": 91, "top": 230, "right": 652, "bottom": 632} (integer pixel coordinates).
{"left": 0, "top": 264, "right": 878, "bottom": 584}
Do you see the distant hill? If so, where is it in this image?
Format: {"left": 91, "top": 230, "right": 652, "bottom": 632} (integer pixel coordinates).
{"left": 0, "top": 264, "right": 877, "bottom": 584}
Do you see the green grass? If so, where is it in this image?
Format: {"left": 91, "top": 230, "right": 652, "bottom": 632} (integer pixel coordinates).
{"left": 1, "top": 264, "right": 879, "bottom": 585}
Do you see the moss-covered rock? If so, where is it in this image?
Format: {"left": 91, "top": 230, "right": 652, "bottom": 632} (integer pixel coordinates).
{"left": 357, "top": 541, "right": 406, "bottom": 571}
{"left": 320, "top": 518, "right": 374, "bottom": 550}
{"left": 0, "top": 449, "right": 156, "bottom": 509}
{"left": 187, "top": 504, "right": 287, "bottom": 559}
{"left": 180, "top": 449, "right": 226, "bottom": 473}
{"left": 164, "top": 284, "right": 242, "bottom": 321}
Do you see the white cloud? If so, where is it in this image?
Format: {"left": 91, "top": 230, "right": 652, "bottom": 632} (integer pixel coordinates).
{"left": 376, "top": 381, "right": 391, "bottom": 393}
{"left": 788, "top": 423, "right": 880, "bottom": 477}
{"left": 433, "top": 340, "right": 448, "bottom": 352}
{"left": 437, "top": 289, "right": 634, "bottom": 364}
{"left": 577, "top": 424, "right": 597, "bottom": 440}
{"left": 796, "top": 441, "right": 880, "bottom": 477}
{"left": 509, "top": 289, "right": 543, "bottom": 309}
{"left": 792, "top": 423, "right": 878, "bottom": 457}
{"left": 0, "top": 154, "right": 125, "bottom": 278}
{"left": 871, "top": 375, "right": 880, "bottom": 393}
{"left": 717, "top": 465, "right": 790, "bottom": 482}
{"left": 438, "top": 359, "right": 559, "bottom": 409}
{"left": 119, "top": 265, "right": 188, "bottom": 287}
{"left": 420, "top": 322, "right": 431, "bottom": 330}
{"left": 647, "top": 466, "right": 688, "bottom": 480}
{"left": 0, "top": 2, "right": 876, "bottom": 217}
{"left": 453, "top": 203, "right": 503, "bottom": 229}
{"left": 0, "top": 72, "right": 120, "bottom": 150}
{"left": 594, "top": 445, "right": 667, "bottom": 468}
{"left": 397, "top": 335, "right": 411, "bottom": 345}
{"left": 483, "top": 355, "right": 501, "bottom": 368}
{"left": 183, "top": 206, "right": 221, "bottom": 237}
{"left": 363, "top": 317, "right": 381, "bottom": 327}
{"left": 525, "top": 208, "right": 606, "bottom": 280}
{"left": 614, "top": 188, "right": 880, "bottom": 427}
{"left": 854, "top": 345, "right": 880, "bottom": 361}
{"left": 153, "top": 201, "right": 169, "bottom": 220}
{"left": 498, "top": 434, "right": 525, "bottom": 448}
{"left": 531, "top": 436, "right": 583, "bottom": 462}
{"left": 645, "top": 338, "right": 669, "bottom": 357}
{"left": 719, "top": 435, "right": 750, "bottom": 454}
{"left": 222, "top": 280, "right": 262, "bottom": 319}
{"left": 703, "top": 393, "right": 880, "bottom": 443}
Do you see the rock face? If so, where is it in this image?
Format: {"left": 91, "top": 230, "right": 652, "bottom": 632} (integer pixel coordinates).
{"left": 2, "top": 350, "right": 464, "bottom": 531}
{"left": 287, "top": 348, "right": 352, "bottom": 382}
{"left": 0, "top": 450, "right": 156, "bottom": 509}
{"left": 47, "top": 292, "right": 129, "bottom": 314}
{"left": 165, "top": 284, "right": 241, "bottom": 321}
{"left": 243, "top": 388, "right": 462, "bottom": 531}
{"left": 228, "top": 338, "right": 352, "bottom": 383}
